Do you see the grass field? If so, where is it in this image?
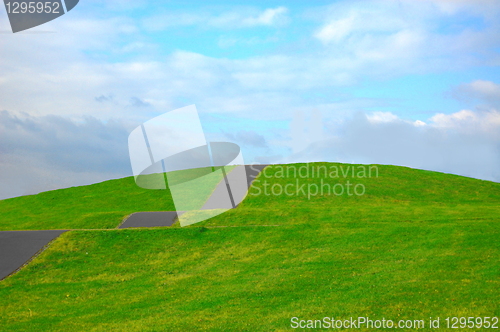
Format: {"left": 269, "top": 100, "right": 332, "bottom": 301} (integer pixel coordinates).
{"left": 0, "top": 175, "right": 175, "bottom": 231}
{"left": 0, "top": 162, "right": 499, "bottom": 331}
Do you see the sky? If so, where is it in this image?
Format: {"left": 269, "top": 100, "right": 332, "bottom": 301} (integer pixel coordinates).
{"left": 1, "top": 0, "right": 500, "bottom": 199}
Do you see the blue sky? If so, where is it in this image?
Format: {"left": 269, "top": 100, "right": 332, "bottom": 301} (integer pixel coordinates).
{"left": 1, "top": 0, "right": 500, "bottom": 199}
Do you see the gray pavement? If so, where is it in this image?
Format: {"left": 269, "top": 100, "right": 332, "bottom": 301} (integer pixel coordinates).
{"left": 201, "top": 164, "right": 267, "bottom": 209}
{"left": 244, "top": 164, "right": 268, "bottom": 188}
{"left": 0, "top": 164, "right": 269, "bottom": 280}
{"left": 120, "top": 164, "right": 268, "bottom": 229}
{"left": 118, "top": 211, "right": 184, "bottom": 229}
{"left": 0, "top": 230, "right": 67, "bottom": 280}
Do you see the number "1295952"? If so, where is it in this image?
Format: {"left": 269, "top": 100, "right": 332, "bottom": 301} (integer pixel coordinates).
{"left": 5, "top": 2, "right": 61, "bottom": 14}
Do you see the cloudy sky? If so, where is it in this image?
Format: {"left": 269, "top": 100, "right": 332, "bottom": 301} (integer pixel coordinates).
{"left": 1, "top": 0, "right": 500, "bottom": 199}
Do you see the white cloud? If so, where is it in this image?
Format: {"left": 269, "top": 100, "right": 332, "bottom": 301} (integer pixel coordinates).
{"left": 468, "top": 80, "right": 500, "bottom": 97}
{"left": 420, "top": 0, "right": 500, "bottom": 18}
{"left": 1, "top": 1, "right": 499, "bottom": 123}
{"left": 453, "top": 80, "right": 500, "bottom": 106}
{"left": 314, "top": 15, "right": 356, "bottom": 44}
{"left": 284, "top": 108, "right": 500, "bottom": 183}
{"left": 1, "top": 1, "right": 500, "bottom": 199}
{"left": 143, "top": 6, "right": 289, "bottom": 31}
{"left": 367, "top": 112, "right": 399, "bottom": 123}
{"left": 430, "top": 109, "right": 500, "bottom": 137}
{"left": 0, "top": 110, "right": 135, "bottom": 199}
{"left": 142, "top": 13, "right": 203, "bottom": 31}
{"left": 430, "top": 109, "right": 476, "bottom": 127}
{"left": 224, "top": 130, "right": 268, "bottom": 148}
{"left": 241, "top": 7, "right": 288, "bottom": 27}
{"left": 2, "top": 105, "right": 498, "bottom": 200}
{"left": 312, "top": 0, "right": 500, "bottom": 74}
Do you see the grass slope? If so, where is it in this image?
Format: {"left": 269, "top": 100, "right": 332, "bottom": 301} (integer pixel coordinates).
{"left": 0, "top": 163, "right": 499, "bottom": 331}
{"left": 0, "top": 176, "right": 174, "bottom": 230}
{"left": 193, "top": 163, "right": 500, "bottom": 228}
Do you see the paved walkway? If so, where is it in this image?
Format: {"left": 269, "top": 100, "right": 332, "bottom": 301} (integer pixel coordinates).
{"left": 118, "top": 211, "right": 183, "bottom": 228}
{"left": 0, "top": 230, "right": 67, "bottom": 280}
{"left": 0, "top": 165, "right": 268, "bottom": 280}
{"left": 119, "top": 164, "right": 267, "bottom": 228}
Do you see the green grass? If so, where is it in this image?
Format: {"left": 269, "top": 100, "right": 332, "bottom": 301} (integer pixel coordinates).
{"left": 0, "top": 165, "right": 238, "bottom": 231}
{"left": 0, "top": 176, "right": 175, "bottom": 230}
{"left": 0, "top": 162, "right": 499, "bottom": 331}
{"left": 192, "top": 163, "right": 500, "bottom": 228}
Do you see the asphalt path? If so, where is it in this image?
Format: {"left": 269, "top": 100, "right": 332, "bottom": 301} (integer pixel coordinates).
{"left": 0, "top": 230, "right": 67, "bottom": 280}
{"left": 119, "top": 164, "right": 268, "bottom": 229}
{"left": 118, "top": 211, "right": 184, "bottom": 228}
{"left": 0, "top": 164, "right": 268, "bottom": 279}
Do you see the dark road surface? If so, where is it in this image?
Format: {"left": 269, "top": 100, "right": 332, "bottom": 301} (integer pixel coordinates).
{"left": 0, "top": 230, "right": 67, "bottom": 280}
{"left": 119, "top": 164, "right": 268, "bottom": 229}
{"left": 119, "top": 211, "right": 183, "bottom": 228}
{"left": 0, "top": 165, "right": 269, "bottom": 279}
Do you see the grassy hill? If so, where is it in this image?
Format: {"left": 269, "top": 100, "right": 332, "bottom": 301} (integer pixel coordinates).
{"left": 0, "top": 163, "right": 499, "bottom": 331}
{"left": 0, "top": 175, "right": 175, "bottom": 231}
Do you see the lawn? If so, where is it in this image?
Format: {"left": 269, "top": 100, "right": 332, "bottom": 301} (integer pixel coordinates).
{"left": 0, "top": 162, "right": 499, "bottom": 331}
{"left": 0, "top": 175, "right": 175, "bottom": 231}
